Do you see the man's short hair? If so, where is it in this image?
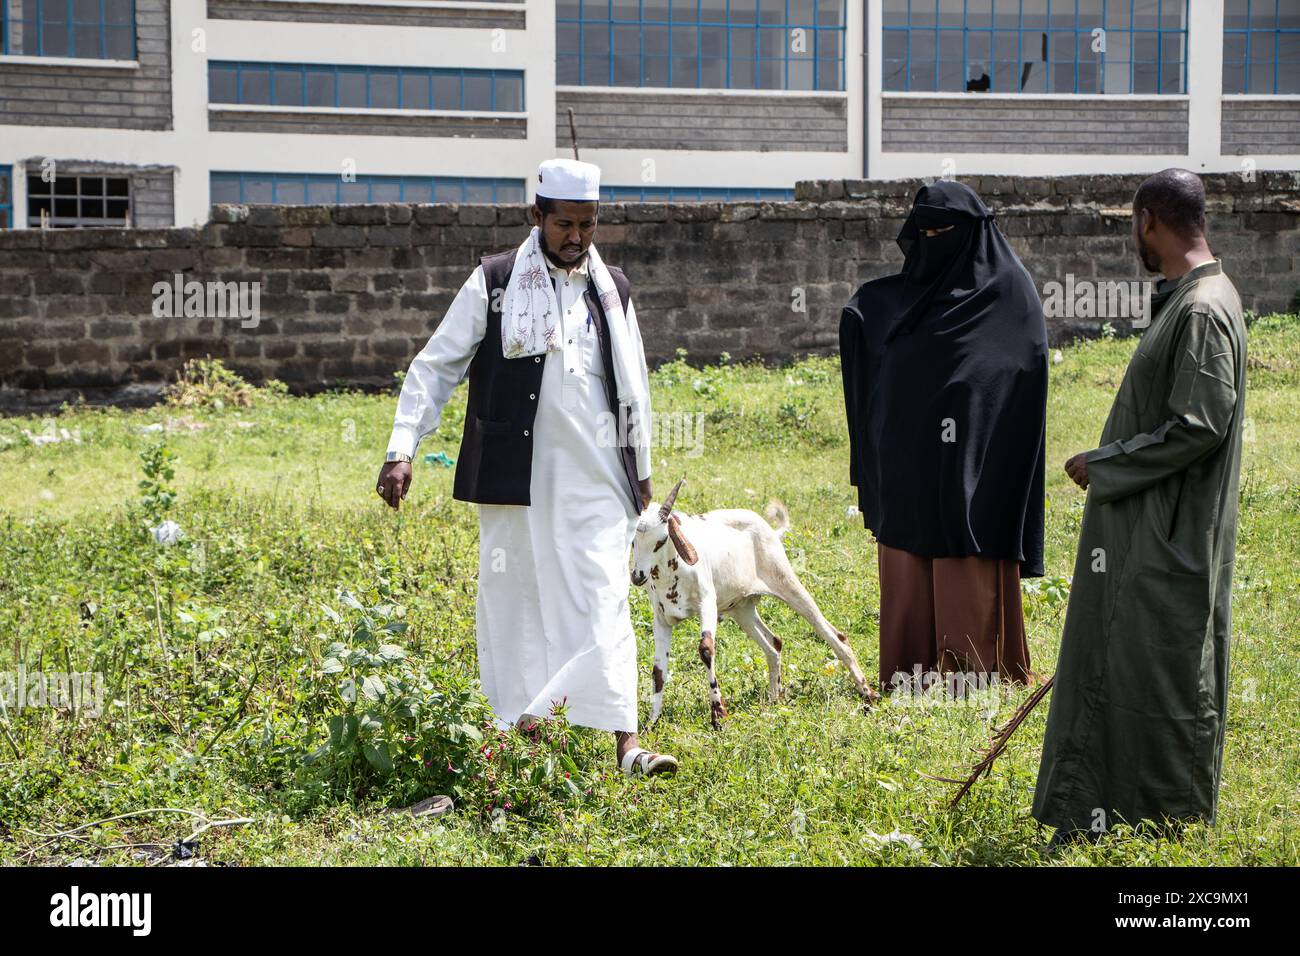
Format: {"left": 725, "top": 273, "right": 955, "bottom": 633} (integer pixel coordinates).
{"left": 1133, "top": 168, "right": 1207, "bottom": 240}
{"left": 534, "top": 196, "right": 599, "bottom": 217}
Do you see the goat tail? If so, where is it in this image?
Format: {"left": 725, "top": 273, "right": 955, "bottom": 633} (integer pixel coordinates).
{"left": 765, "top": 498, "right": 791, "bottom": 537}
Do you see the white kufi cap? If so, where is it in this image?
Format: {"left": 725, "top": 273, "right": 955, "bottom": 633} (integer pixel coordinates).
{"left": 536, "top": 158, "right": 601, "bottom": 201}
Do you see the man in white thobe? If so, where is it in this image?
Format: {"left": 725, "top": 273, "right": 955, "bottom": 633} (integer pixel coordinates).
{"left": 376, "top": 159, "right": 678, "bottom": 777}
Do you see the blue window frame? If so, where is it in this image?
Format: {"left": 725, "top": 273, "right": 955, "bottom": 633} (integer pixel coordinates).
{"left": 210, "top": 172, "right": 527, "bottom": 205}
{"left": 556, "top": 0, "right": 846, "bottom": 91}
{"left": 1224, "top": 1, "right": 1300, "bottom": 94}
{"left": 882, "top": 1, "right": 1189, "bottom": 95}
{"left": 2, "top": 0, "right": 136, "bottom": 59}
{"left": 208, "top": 62, "right": 525, "bottom": 112}
{"left": 602, "top": 185, "right": 794, "bottom": 200}
{"left": 0, "top": 167, "right": 11, "bottom": 228}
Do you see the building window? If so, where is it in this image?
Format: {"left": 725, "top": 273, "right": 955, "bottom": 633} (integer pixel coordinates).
{"left": 1, "top": 0, "right": 136, "bottom": 59}
{"left": 882, "top": 1, "right": 1189, "bottom": 94}
{"left": 0, "top": 167, "right": 11, "bottom": 228}
{"left": 1224, "top": 1, "right": 1300, "bottom": 94}
{"left": 27, "top": 173, "right": 131, "bottom": 227}
{"left": 602, "top": 185, "right": 794, "bottom": 200}
{"left": 210, "top": 172, "right": 527, "bottom": 205}
{"left": 208, "top": 62, "right": 526, "bottom": 112}
{"left": 556, "top": 0, "right": 846, "bottom": 91}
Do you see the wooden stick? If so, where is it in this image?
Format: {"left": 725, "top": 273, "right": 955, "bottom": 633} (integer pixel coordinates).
{"left": 567, "top": 108, "right": 580, "bottom": 160}
{"left": 947, "top": 675, "right": 1055, "bottom": 809}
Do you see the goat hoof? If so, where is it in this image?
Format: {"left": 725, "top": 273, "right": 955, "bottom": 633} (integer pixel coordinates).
{"left": 710, "top": 702, "right": 728, "bottom": 730}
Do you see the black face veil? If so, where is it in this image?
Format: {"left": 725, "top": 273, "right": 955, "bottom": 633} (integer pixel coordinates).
{"left": 839, "top": 181, "right": 1049, "bottom": 576}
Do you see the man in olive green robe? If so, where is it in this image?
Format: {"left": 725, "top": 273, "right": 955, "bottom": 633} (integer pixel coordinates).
{"left": 1033, "top": 169, "right": 1247, "bottom": 845}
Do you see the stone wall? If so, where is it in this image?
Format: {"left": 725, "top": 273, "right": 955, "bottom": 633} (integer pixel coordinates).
{"left": 206, "top": 0, "right": 526, "bottom": 29}
{"left": 1, "top": 172, "right": 1298, "bottom": 409}
{"left": 556, "top": 89, "right": 849, "bottom": 153}
{"left": 0, "top": 0, "right": 172, "bottom": 131}
{"left": 880, "top": 96, "right": 1188, "bottom": 154}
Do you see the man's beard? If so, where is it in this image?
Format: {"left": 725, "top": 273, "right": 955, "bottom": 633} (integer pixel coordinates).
{"left": 1135, "top": 234, "right": 1161, "bottom": 274}
{"left": 540, "top": 233, "right": 587, "bottom": 268}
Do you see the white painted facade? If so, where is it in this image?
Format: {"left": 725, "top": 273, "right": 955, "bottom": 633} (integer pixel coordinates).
{"left": 0, "top": 0, "right": 1294, "bottom": 228}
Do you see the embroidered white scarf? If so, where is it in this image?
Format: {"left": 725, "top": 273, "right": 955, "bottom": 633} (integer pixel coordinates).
{"left": 501, "top": 226, "right": 650, "bottom": 465}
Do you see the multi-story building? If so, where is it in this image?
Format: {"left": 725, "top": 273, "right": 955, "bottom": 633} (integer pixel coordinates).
{"left": 0, "top": 1, "right": 1296, "bottom": 229}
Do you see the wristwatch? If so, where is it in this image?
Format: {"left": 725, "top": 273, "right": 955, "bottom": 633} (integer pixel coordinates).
{"left": 385, "top": 452, "right": 413, "bottom": 463}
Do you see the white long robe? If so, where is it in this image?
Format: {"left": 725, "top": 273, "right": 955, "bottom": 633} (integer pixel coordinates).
{"left": 387, "top": 256, "right": 652, "bottom": 733}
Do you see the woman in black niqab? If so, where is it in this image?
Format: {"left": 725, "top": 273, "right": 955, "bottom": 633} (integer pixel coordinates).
{"left": 840, "top": 180, "right": 1047, "bottom": 690}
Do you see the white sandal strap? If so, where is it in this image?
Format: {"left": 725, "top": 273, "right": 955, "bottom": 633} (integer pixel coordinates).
{"left": 621, "top": 747, "right": 679, "bottom": 777}
{"left": 620, "top": 747, "right": 649, "bottom": 775}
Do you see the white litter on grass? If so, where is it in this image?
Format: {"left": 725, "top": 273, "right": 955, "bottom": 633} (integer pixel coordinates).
{"left": 22, "top": 427, "right": 81, "bottom": 446}
{"left": 1053, "top": 350, "right": 1064, "bottom": 364}
{"left": 151, "top": 520, "right": 184, "bottom": 546}
{"left": 846, "top": 505, "right": 860, "bottom": 518}
{"left": 790, "top": 808, "right": 807, "bottom": 836}
{"left": 134, "top": 417, "right": 210, "bottom": 435}
{"left": 864, "top": 829, "right": 924, "bottom": 852}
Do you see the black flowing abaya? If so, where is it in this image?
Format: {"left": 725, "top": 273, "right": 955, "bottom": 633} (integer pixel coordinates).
{"left": 840, "top": 180, "right": 1048, "bottom": 577}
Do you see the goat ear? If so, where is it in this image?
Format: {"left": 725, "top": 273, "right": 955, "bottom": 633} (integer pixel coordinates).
{"left": 667, "top": 514, "right": 699, "bottom": 566}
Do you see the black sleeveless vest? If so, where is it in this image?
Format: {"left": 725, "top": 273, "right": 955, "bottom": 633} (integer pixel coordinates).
{"left": 451, "top": 247, "right": 640, "bottom": 513}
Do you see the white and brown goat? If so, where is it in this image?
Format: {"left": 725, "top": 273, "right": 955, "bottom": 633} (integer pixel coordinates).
{"left": 630, "top": 479, "right": 878, "bottom": 729}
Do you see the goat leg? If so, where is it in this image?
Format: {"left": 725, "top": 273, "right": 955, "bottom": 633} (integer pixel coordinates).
{"left": 730, "top": 600, "right": 784, "bottom": 703}
{"left": 775, "top": 573, "right": 879, "bottom": 706}
{"left": 649, "top": 614, "right": 673, "bottom": 729}
{"left": 697, "top": 597, "right": 727, "bottom": 729}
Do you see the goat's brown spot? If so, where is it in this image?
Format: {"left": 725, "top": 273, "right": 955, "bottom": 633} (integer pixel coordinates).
{"left": 665, "top": 584, "right": 679, "bottom": 603}
{"left": 772, "top": 636, "right": 783, "bottom": 652}
{"left": 653, "top": 537, "right": 666, "bottom": 552}
{"left": 652, "top": 666, "right": 664, "bottom": 693}
{"left": 698, "top": 632, "right": 715, "bottom": 667}
{"left": 667, "top": 557, "right": 678, "bottom": 571}
{"left": 657, "top": 601, "right": 665, "bottom": 615}
{"left": 649, "top": 566, "right": 659, "bottom": 580}
{"left": 835, "top": 631, "right": 850, "bottom": 644}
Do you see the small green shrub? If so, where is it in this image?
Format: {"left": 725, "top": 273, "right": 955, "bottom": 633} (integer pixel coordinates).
{"left": 164, "top": 357, "right": 286, "bottom": 410}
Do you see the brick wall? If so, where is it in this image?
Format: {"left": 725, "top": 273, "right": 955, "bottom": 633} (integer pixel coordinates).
{"left": 1, "top": 172, "right": 1297, "bottom": 409}
{"left": 0, "top": 0, "right": 172, "bottom": 131}
{"left": 206, "top": 0, "right": 526, "bottom": 29}
{"left": 556, "top": 89, "right": 849, "bottom": 152}
{"left": 1221, "top": 99, "right": 1300, "bottom": 156}
{"left": 207, "top": 109, "right": 527, "bottom": 139}
{"left": 881, "top": 96, "right": 1189, "bottom": 154}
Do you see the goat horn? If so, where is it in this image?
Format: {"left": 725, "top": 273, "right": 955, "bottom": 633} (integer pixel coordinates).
{"left": 659, "top": 477, "right": 685, "bottom": 521}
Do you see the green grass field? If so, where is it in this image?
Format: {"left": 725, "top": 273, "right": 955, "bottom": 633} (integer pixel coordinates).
{"left": 1, "top": 316, "right": 1297, "bottom": 867}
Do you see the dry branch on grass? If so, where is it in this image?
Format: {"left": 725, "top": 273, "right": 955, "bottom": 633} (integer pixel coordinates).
{"left": 922, "top": 675, "right": 1056, "bottom": 809}
{"left": 15, "top": 807, "right": 255, "bottom": 864}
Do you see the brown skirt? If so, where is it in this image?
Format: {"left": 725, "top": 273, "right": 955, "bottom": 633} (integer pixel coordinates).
{"left": 876, "top": 542, "right": 1031, "bottom": 690}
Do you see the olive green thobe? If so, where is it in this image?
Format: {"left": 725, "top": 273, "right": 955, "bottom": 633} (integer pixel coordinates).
{"left": 1033, "top": 259, "right": 1246, "bottom": 835}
